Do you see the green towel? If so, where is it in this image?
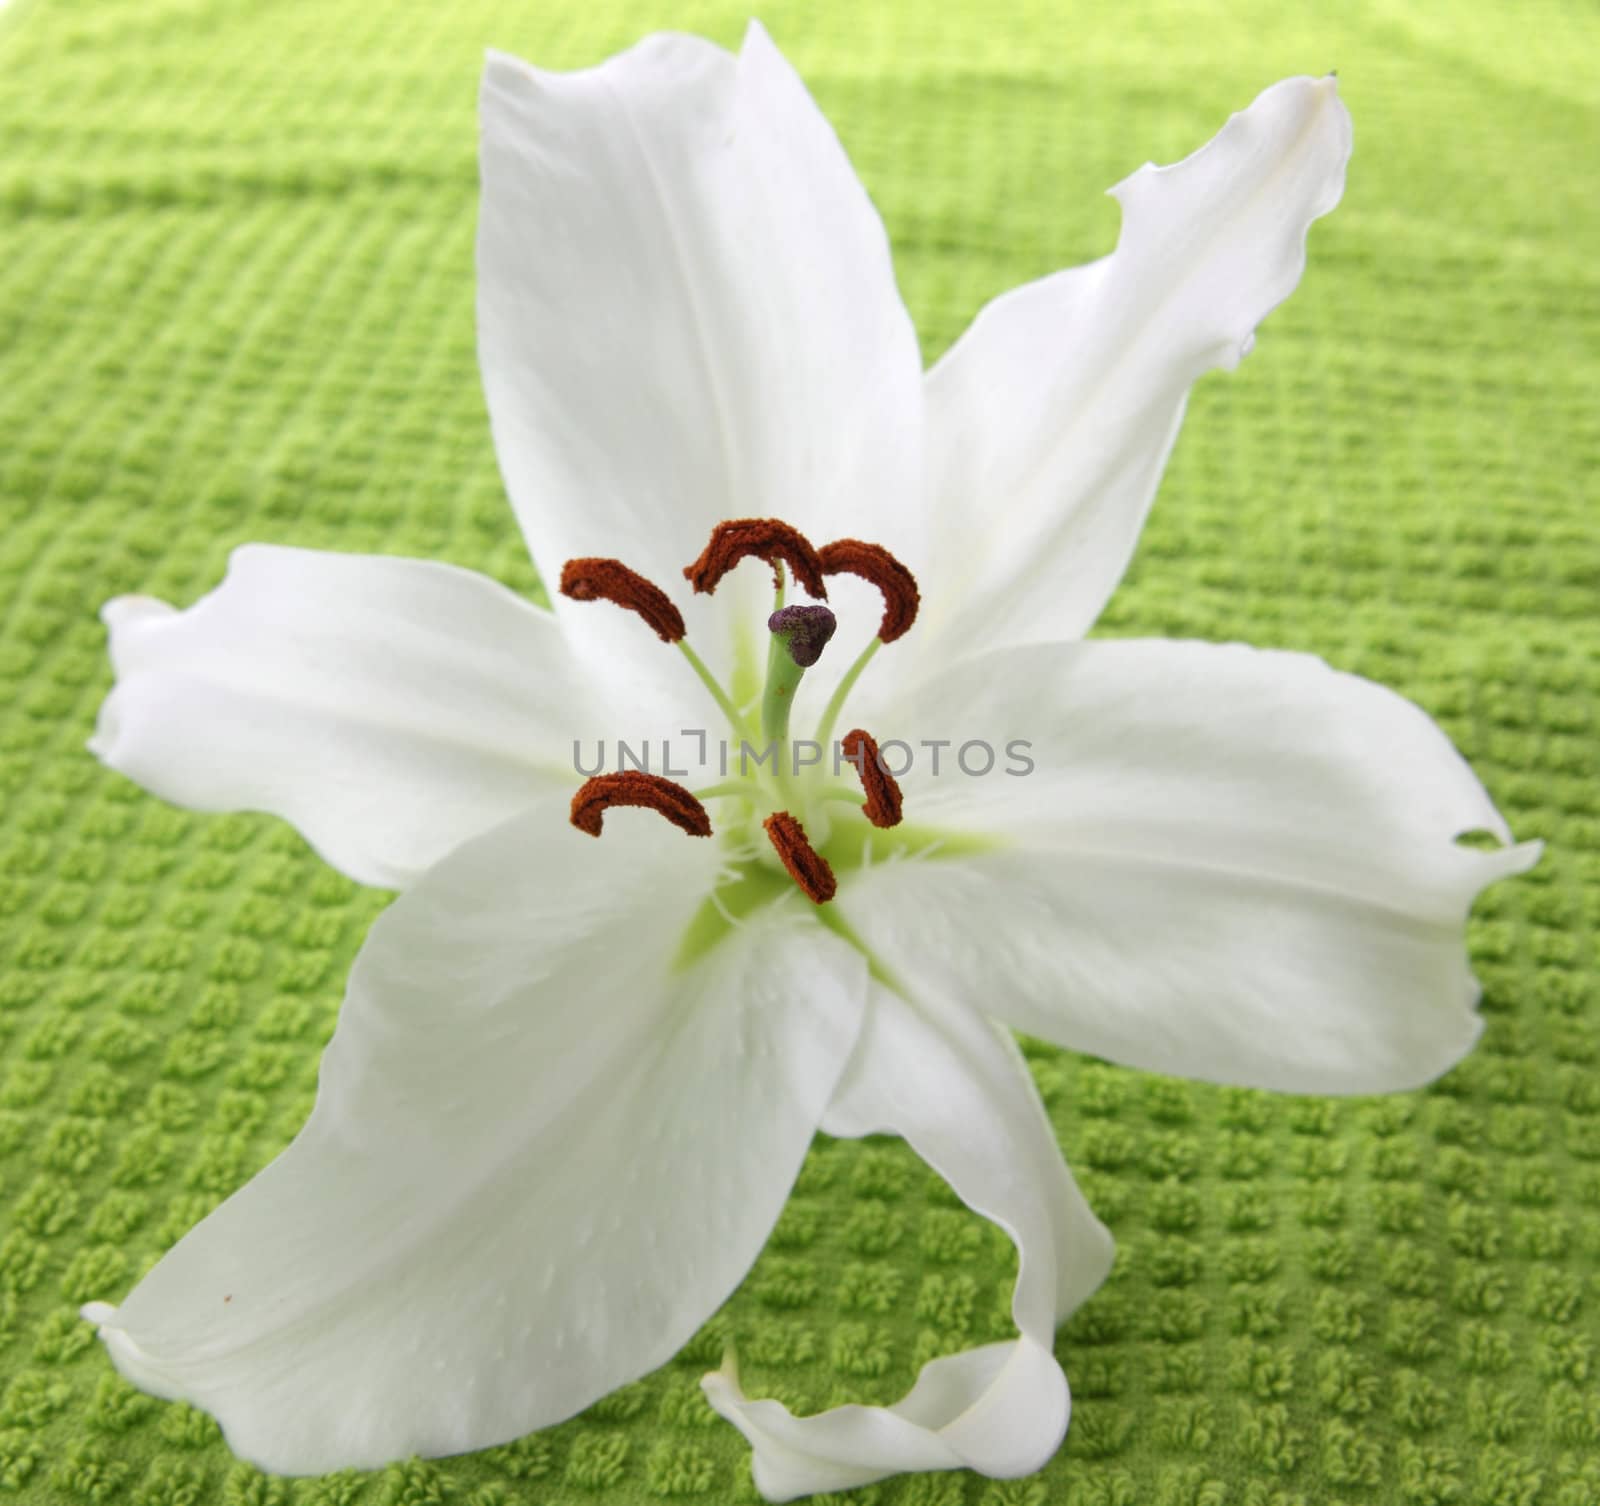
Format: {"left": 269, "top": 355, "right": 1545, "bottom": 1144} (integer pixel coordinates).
{"left": 1, "top": 0, "right": 1596, "bottom": 1501}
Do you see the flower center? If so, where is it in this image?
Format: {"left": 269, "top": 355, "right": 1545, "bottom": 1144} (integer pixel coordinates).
{"left": 560, "top": 517, "right": 916, "bottom": 906}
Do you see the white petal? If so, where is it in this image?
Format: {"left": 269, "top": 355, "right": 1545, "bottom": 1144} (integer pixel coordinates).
{"left": 704, "top": 984, "right": 1112, "bottom": 1500}
{"left": 83, "top": 796, "right": 867, "bottom": 1473}
{"left": 478, "top": 23, "right": 924, "bottom": 681}
{"left": 855, "top": 638, "right": 1540, "bottom": 1094}
{"left": 91, "top": 545, "right": 605, "bottom": 890}
{"left": 919, "top": 77, "right": 1351, "bottom": 661}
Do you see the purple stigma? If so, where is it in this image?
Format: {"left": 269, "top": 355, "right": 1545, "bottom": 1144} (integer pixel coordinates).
{"left": 768, "top": 604, "right": 838, "bottom": 668}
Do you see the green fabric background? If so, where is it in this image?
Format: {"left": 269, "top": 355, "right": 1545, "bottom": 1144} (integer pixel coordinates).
{"left": 1, "top": 0, "right": 1597, "bottom": 1501}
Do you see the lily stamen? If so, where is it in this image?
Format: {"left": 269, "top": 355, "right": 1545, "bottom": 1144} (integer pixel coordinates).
{"left": 684, "top": 518, "right": 828, "bottom": 599}
{"left": 840, "top": 728, "right": 904, "bottom": 829}
{"left": 558, "top": 557, "right": 686, "bottom": 643}
{"left": 811, "top": 538, "right": 920, "bottom": 751}
{"left": 556, "top": 553, "right": 752, "bottom": 736}
{"left": 570, "top": 772, "right": 712, "bottom": 838}
{"left": 762, "top": 811, "right": 837, "bottom": 904}
{"left": 817, "top": 538, "right": 920, "bottom": 642}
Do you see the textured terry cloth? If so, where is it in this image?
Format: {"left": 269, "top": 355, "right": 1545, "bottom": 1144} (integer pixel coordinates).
{"left": 1, "top": 0, "right": 1597, "bottom": 1502}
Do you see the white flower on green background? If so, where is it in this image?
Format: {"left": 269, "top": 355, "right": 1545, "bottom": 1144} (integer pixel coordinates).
{"left": 79, "top": 21, "right": 1538, "bottom": 1500}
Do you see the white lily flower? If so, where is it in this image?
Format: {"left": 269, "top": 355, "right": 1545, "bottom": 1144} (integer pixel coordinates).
{"left": 80, "top": 20, "right": 1539, "bottom": 1500}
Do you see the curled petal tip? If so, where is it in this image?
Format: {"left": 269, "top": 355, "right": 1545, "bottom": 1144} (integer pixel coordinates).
{"left": 481, "top": 46, "right": 532, "bottom": 84}
{"left": 1492, "top": 837, "right": 1544, "bottom": 881}
{"left": 80, "top": 1300, "right": 119, "bottom": 1327}
{"left": 99, "top": 594, "right": 172, "bottom": 630}
{"left": 710, "top": 1342, "right": 741, "bottom": 1386}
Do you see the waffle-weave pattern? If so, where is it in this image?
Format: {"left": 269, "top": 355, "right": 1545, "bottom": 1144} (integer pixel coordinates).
{"left": 1, "top": 0, "right": 1597, "bottom": 1501}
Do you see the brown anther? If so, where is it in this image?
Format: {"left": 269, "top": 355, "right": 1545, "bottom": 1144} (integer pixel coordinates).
{"left": 571, "top": 773, "right": 711, "bottom": 839}
{"left": 684, "top": 519, "right": 828, "bottom": 600}
{"left": 817, "top": 539, "right": 920, "bottom": 643}
{"left": 840, "top": 729, "right": 904, "bottom": 829}
{"left": 763, "top": 811, "right": 837, "bottom": 904}
{"left": 559, "top": 558, "right": 686, "bottom": 643}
